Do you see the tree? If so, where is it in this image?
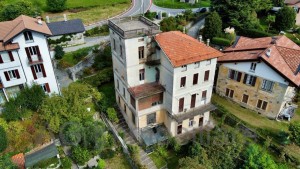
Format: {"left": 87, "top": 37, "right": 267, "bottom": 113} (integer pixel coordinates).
{"left": 179, "top": 157, "right": 206, "bottom": 169}
{"left": 160, "top": 17, "right": 178, "bottom": 32}
{"left": 97, "top": 159, "right": 106, "bottom": 169}
{"left": 266, "top": 15, "right": 276, "bottom": 32}
{"left": 275, "top": 6, "right": 296, "bottom": 31}
{"left": 272, "top": 0, "right": 285, "bottom": 7}
{"left": 71, "top": 146, "right": 91, "bottom": 165}
{"left": 0, "top": 1, "right": 36, "bottom": 21}
{"left": 289, "top": 122, "right": 300, "bottom": 146}
{"left": 54, "top": 45, "right": 65, "bottom": 60}
{"left": 0, "top": 154, "right": 17, "bottom": 169}
{"left": 0, "top": 126, "right": 7, "bottom": 152}
{"left": 92, "top": 46, "right": 112, "bottom": 71}
{"left": 106, "top": 108, "right": 119, "bottom": 123}
{"left": 242, "top": 144, "right": 279, "bottom": 169}
{"left": 203, "top": 11, "right": 222, "bottom": 40}
{"left": 46, "top": 0, "right": 67, "bottom": 12}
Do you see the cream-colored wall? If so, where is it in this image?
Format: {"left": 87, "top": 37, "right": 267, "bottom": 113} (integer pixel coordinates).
{"left": 138, "top": 109, "right": 166, "bottom": 128}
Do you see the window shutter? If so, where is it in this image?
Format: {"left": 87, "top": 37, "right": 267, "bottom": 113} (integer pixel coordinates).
{"left": 191, "top": 94, "right": 196, "bottom": 108}
{"left": 31, "top": 66, "right": 37, "bottom": 79}
{"left": 193, "top": 73, "right": 198, "bottom": 85}
{"left": 204, "top": 70, "right": 210, "bottom": 81}
{"left": 237, "top": 72, "right": 242, "bottom": 82}
{"left": 251, "top": 77, "right": 257, "bottom": 86}
{"left": 8, "top": 51, "right": 14, "bottom": 61}
{"left": 15, "top": 69, "right": 20, "bottom": 79}
{"left": 179, "top": 98, "right": 184, "bottom": 112}
{"left": 36, "top": 46, "right": 41, "bottom": 57}
{"left": 4, "top": 71, "right": 10, "bottom": 81}
{"left": 25, "top": 47, "right": 32, "bottom": 62}
{"left": 45, "top": 83, "right": 51, "bottom": 93}
{"left": 243, "top": 74, "right": 248, "bottom": 84}
{"left": 0, "top": 54, "right": 3, "bottom": 63}
{"left": 41, "top": 64, "right": 47, "bottom": 77}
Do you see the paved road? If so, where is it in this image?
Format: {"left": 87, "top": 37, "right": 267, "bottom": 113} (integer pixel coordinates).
{"left": 150, "top": 3, "right": 199, "bottom": 16}
{"left": 187, "top": 18, "right": 205, "bottom": 38}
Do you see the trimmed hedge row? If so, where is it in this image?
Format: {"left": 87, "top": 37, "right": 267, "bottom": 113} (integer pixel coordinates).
{"left": 237, "top": 29, "right": 273, "bottom": 38}
{"left": 211, "top": 37, "right": 231, "bottom": 46}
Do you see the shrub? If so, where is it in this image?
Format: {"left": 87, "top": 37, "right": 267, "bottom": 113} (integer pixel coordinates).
{"left": 168, "top": 137, "right": 181, "bottom": 153}
{"left": 71, "top": 146, "right": 91, "bottom": 165}
{"left": 275, "top": 6, "right": 296, "bottom": 31}
{"left": 0, "top": 126, "right": 7, "bottom": 152}
{"left": 97, "top": 159, "right": 106, "bottom": 169}
{"left": 211, "top": 37, "right": 231, "bottom": 46}
{"left": 54, "top": 45, "right": 65, "bottom": 60}
{"left": 46, "top": 0, "right": 67, "bottom": 12}
{"left": 237, "top": 29, "right": 273, "bottom": 38}
{"left": 203, "top": 11, "right": 222, "bottom": 40}
{"left": 289, "top": 122, "right": 300, "bottom": 146}
{"left": 162, "top": 12, "right": 167, "bottom": 17}
{"left": 106, "top": 108, "right": 119, "bottom": 123}
{"left": 100, "top": 149, "right": 115, "bottom": 159}
{"left": 144, "top": 10, "right": 157, "bottom": 20}
{"left": 61, "top": 157, "right": 72, "bottom": 169}
{"left": 156, "top": 146, "right": 168, "bottom": 159}
{"left": 81, "top": 68, "right": 113, "bottom": 87}
{"left": 84, "top": 25, "right": 109, "bottom": 37}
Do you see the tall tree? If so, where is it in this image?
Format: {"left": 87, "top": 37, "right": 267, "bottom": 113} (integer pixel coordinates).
{"left": 266, "top": 15, "right": 276, "bottom": 32}
{"left": 0, "top": 1, "right": 36, "bottom": 21}
{"left": 203, "top": 11, "right": 222, "bottom": 40}
{"left": 275, "top": 6, "right": 296, "bottom": 31}
{"left": 46, "top": 0, "right": 67, "bottom": 12}
{"left": 272, "top": 0, "right": 285, "bottom": 7}
{"left": 0, "top": 126, "right": 7, "bottom": 152}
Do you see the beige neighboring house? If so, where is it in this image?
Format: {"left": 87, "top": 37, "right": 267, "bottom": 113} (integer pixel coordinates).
{"left": 216, "top": 36, "right": 299, "bottom": 119}
{"left": 285, "top": 0, "right": 300, "bottom": 25}
{"left": 108, "top": 16, "right": 222, "bottom": 146}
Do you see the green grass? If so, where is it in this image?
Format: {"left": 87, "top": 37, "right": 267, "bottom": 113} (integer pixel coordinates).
{"left": 105, "top": 152, "right": 132, "bottom": 169}
{"left": 149, "top": 150, "right": 180, "bottom": 169}
{"left": 59, "top": 46, "right": 96, "bottom": 68}
{"left": 153, "top": 0, "right": 211, "bottom": 9}
{"left": 98, "top": 82, "right": 116, "bottom": 108}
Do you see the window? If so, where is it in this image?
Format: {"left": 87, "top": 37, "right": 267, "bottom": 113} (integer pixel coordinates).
{"left": 113, "top": 39, "right": 116, "bottom": 51}
{"left": 243, "top": 74, "right": 256, "bottom": 86}
{"left": 28, "top": 46, "right": 37, "bottom": 56}
{"left": 23, "top": 31, "right": 33, "bottom": 42}
{"left": 242, "top": 94, "right": 249, "bottom": 104}
{"left": 118, "top": 96, "right": 121, "bottom": 104}
{"left": 123, "top": 88, "right": 126, "bottom": 98}
{"left": 41, "top": 83, "right": 50, "bottom": 93}
{"left": 193, "top": 73, "right": 198, "bottom": 85}
{"left": 147, "top": 113, "right": 156, "bottom": 125}
{"left": 117, "top": 79, "right": 119, "bottom": 91}
{"left": 180, "top": 77, "right": 186, "bottom": 87}
{"left": 120, "top": 45, "right": 123, "bottom": 58}
{"left": 257, "top": 99, "right": 268, "bottom": 110}
{"left": 139, "top": 69, "right": 145, "bottom": 81}
{"left": 204, "top": 70, "right": 210, "bottom": 81}
{"left": 225, "top": 88, "right": 234, "bottom": 98}
{"left": 261, "top": 79, "right": 274, "bottom": 92}
{"left": 189, "top": 118, "right": 194, "bottom": 127}
{"left": 228, "top": 69, "right": 242, "bottom": 82}
{"left": 194, "top": 62, "right": 200, "bottom": 68}
{"left": 25, "top": 46, "right": 41, "bottom": 62}
{"left": 206, "top": 59, "right": 211, "bottom": 65}
{"left": 132, "top": 112, "right": 135, "bottom": 125}
{"left": 181, "top": 65, "right": 187, "bottom": 71}
{"left": 179, "top": 97, "right": 184, "bottom": 112}
{"left": 31, "top": 64, "right": 46, "bottom": 79}
{"left": 5, "top": 70, "right": 20, "bottom": 80}
{"left": 0, "top": 52, "right": 14, "bottom": 63}
{"left": 250, "top": 63, "right": 256, "bottom": 72}
{"left": 138, "top": 46, "right": 144, "bottom": 59}
{"left": 177, "top": 123, "right": 182, "bottom": 134}
{"left": 130, "top": 95, "right": 135, "bottom": 109}
{"left": 202, "top": 90, "right": 207, "bottom": 100}
{"left": 124, "top": 104, "right": 127, "bottom": 114}
{"left": 191, "top": 94, "right": 196, "bottom": 108}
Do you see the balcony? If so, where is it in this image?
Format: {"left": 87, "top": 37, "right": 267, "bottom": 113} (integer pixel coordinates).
{"left": 145, "top": 52, "right": 160, "bottom": 66}
{"left": 28, "top": 55, "right": 43, "bottom": 65}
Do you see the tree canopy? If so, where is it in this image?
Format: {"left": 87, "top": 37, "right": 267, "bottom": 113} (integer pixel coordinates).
{"left": 0, "top": 126, "right": 7, "bottom": 152}
{"left": 275, "top": 6, "right": 296, "bottom": 31}
{"left": 0, "top": 1, "right": 37, "bottom": 21}
{"left": 0, "top": 154, "right": 17, "bottom": 169}
{"left": 203, "top": 11, "right": 222, "bottom": 40}
{"left": 46, "top": 0, "right": 67, "bottom": 12}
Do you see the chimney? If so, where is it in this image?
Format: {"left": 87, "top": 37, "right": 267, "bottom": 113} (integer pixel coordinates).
{"left": 207, "top": 39, "right": 210, "bottom": 46}
{"left": 63, "top": 14, "right": 67, "bottom": 22}
{"left": 36, "top": 16, "right": 42, "bottom": 25}
{"left": 46, "top": 16, "right": 50, "bottom": 23}
{"left": 266, "top": 49, "right": 271, "bottom": 57}
{"left": 183, "top": 27, "right": 186, "bottom": 34}
{"left": 198, "top": 35, "right": 202, "bottom": 42}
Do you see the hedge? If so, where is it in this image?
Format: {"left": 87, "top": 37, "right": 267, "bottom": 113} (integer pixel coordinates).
{"left": 211, "top": 37, "right": 231, "bottom": 46}
{"left": 237, "top": 29, "right": 273, "bottom": 38}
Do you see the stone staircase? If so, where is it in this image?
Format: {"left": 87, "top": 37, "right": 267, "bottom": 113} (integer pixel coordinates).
{"left": 114, "top": 111, "right": 157, "bottom": 169}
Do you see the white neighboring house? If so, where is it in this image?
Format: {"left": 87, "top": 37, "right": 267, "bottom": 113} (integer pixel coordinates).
{"left": 0, "top": 15, "right": 60, "bottom": 106}
{"left": 108, "top": 16, "right": 223, "bottom": 146}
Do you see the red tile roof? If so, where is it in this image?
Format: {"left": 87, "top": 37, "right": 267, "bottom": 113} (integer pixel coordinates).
{"left": 219, "top": 36, "right": 300, "bottom": 86}
{"left": 154, "top": 31, "right": 223, "bottom": 67}
{"left": 11, "top": 153, "right": 25, "bottom": 169}
{"left": 285, "top": 0, "right": 300, "bottom": 5}
{"left": 128, "top": 82, "right": 165, "bottom": 99}
{"left": 0, "top": 15, "right": 52, "bottom": 44}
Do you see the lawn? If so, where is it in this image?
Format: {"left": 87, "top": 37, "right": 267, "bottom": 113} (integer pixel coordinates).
{"left": 153, "top": 0, "right": 211, "bottom": 9}
{"left": 149, "top": 150, "right": 180, "bottom": 169}
{"left": 105, "top": 152, "right": 131, "bottom": 169}
{"left": 2, "top": 0, "right": 131, "bottom": 25}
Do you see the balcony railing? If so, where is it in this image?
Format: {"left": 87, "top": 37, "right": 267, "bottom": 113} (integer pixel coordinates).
{"left": 28, "top": 55, "right": 43, "bottom": 65}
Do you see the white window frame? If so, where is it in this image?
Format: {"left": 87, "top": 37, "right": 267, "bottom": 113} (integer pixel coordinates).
{"left": 261, "top": 79, "right": 274, "bottom": 92}
{"left": 181, "top": 65, "right": 187, "bottom": 71}
{"left": 24, "top": 31, "right": 33, "bottom": 42}
{"left": 139, "top": 69, "right": 145, "bottom": 81}
{"left": 245, "top": 75, "right": 256, "bottom": 85}
{"left": 189, "top": 118, "right": 194, "bottom": 127}
{"left": 33, "top": 64, "right": 43, "bottom": 78}
{"left": 8, "top": 70, "right": 17, "bottom": 80}
{"left": 206, "top": 59, "right": 211, "bottom": 65}
{"left": 194, "top": 62, "right": 200, "bottom": 68}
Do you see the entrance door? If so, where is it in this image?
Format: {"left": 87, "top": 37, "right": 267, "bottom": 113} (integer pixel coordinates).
{"left": 177, "top": 124, "right": 182, "bottom": 134}
{"left": 199, "top": 117, "right": 204, "bottom": 127}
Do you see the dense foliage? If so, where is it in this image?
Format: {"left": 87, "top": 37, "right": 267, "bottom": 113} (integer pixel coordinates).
{"left": 0, "top": 126, "right": 7, "bottom": 152}
{"left": 289, "top": 122, "right": 300, "bottom": 146}
{"left": 2, "top": 85, "right": 46, "bottom": 121}
{"left": 54, "top": 45, "right": 65, "bottom": 60}
{"left": 46, "top": 0, "right": 67, "bottom": 12}
{"left": 211, "top": 37, "right": 231, "bottom": 46}
{"left": 0, "top": 1, "right": 37, "bottom": 21}
{"left": 93, "top": 46, "right": 112, "bottom": 71}
{"left": 203, "top": 11, "right": 222, "bottom": 40}
{"left": 179, "top": 157, "right": 206, "bottom": 169}
{"left": 275, "top": 6, "right": 296, "bottom": 31}
{"left": 71, "top": 146, "right": 91, "bottom": 165}
{"left": 0, "top": 154, "right": 17, "bottom": 169}
{"left": 84, "top": 25, "right": 109, "bottom": 37}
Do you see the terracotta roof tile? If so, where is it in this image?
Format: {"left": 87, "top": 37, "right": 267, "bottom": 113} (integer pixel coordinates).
{"left": 219, "top": 35, "right": 300, "bottom": 86}
{"left": 0, "top": 15, "right": 52, "bottom": 43}
{"left": 0, "top": 42, "right": 20, "bottom": 51}
{"left": 11, "top": 153, "right": 25, "bottom": 169}
{"left": 155, "top": 31, "right": 223, "bottom": 67}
